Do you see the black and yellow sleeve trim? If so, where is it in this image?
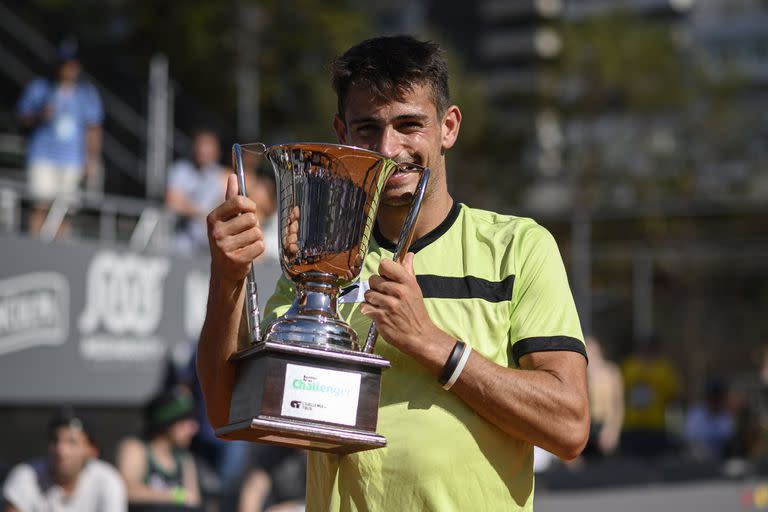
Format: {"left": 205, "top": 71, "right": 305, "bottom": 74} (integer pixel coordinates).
{"left": 512, "top": 336, "right": 587, "bottom": 366}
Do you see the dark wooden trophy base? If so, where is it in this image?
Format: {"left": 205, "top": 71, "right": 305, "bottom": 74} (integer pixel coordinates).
{"left": 215, "top": 341, "right": 390, "bottom": 454}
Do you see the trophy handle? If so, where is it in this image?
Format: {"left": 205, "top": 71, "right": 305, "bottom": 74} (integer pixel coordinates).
{"left": 232, "top": 143, "right": 263, "bottom": 343}
{"left": 362, "top": 165, "right": 431, "bottom": 353}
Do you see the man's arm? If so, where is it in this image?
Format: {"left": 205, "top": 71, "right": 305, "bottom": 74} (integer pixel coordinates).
{"left": 362, "top": 254, "right": 590, "bottom": 460}
{"left": 197, "top": 174, "right": 264, "bottom": 429}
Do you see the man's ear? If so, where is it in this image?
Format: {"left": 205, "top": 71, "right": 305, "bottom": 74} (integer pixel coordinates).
{"left": 441, "top": 105, "right": 462, "bottom": 151}
{"left": 333, "top": 115, "right": 347, "bottom": 144}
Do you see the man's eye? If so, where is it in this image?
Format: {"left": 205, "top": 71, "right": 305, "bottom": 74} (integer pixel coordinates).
{"left": 399, "top": 122, "right": 422, "bottom": 131}
{"left": 355, "top": 125, "right": 377, "bottom": 135}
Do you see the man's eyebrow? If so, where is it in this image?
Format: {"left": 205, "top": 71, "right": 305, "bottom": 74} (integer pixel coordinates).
{"left": 348, "top": 113, "right": 430, "bottom": 125}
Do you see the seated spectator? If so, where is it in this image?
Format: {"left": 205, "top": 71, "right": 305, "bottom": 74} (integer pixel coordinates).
{"left": 685, "top": 378, "right": 734, "bottom": 460}
{"left": 117, "top": 386, "right": 201, "bottom": 510}
{"left": 2, "top": 407, "right": 126, "bottom": 512}
{"left": 165, "top": 130, "right": 228, "bottom": 256}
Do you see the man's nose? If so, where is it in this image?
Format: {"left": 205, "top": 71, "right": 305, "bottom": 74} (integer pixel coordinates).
{"left": 377, "top": 126, "right": 401, "bottom": 159}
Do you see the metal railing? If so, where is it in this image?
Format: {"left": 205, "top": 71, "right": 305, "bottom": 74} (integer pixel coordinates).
{"left": 0, "top": 177, "right": 179, "bottom": 253}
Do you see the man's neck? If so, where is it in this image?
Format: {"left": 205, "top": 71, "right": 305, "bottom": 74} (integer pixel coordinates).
{"left": 376, "top": 192, "right": 454, "bottom": 247}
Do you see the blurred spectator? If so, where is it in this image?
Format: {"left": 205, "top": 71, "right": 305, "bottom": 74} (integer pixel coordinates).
{"left": 684, "top": 378, "right": 734, "bottom": 460}
{"left": 584, "top": 336, "right": 624, "bottom": 457}
{"left": 1, "top": 407, "right": 126, "bottom": 512}
{"left": 621, "top": 333, "right": 681, "bottom": 457}
{"left": 16, "top": 38, "right": 103, "bottom": 237}
{"left": 165, "top": 130, "right": 228, "bottom": 256}
{"left": 116, "top": 386, "right": 201, "bottom": 510}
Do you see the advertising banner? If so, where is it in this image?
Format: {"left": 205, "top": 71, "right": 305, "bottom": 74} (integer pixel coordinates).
{"left": 0, "top": 235, "right": 281, "bottom": 404}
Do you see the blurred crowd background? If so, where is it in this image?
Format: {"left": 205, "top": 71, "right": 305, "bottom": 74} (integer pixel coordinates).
{"left": 1, "top": 0, "right": 767, "bottom": 510}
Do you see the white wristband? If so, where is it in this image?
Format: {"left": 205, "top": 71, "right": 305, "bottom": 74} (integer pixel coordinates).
{"left": 442, "top": 344, "right": 472, "bottom": 390}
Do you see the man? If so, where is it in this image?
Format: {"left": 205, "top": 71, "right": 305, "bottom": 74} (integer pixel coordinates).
{"left": 16, "top": 39, "right": 103, "bottom": 237}
{"left": 2, "top": 408, "right": 126, "bottom": 512}
{"left": 116, "top": 386, "right": 202, "bottom": 510}
{"left": 165, "top": 129, "right": 228, "bottom": 256}
{"left": 198, "top": 35, "right": 589, "bottom": 510}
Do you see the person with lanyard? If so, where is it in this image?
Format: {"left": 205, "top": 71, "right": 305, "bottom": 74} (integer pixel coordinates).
{"left": 197, "top": 35, "right": 589, "bottom": 510}
{"left": 117, "top": 386, "right": 202, "bottom": 511}
{"left": 16, "top": 38, "right": 103, "bottom": 237}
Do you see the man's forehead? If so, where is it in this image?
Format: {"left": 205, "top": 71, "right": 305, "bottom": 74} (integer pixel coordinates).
{"left": 343, "top": 83, "right": 437, "bottom": 120}
{"left": 51, "top": 425, "right": 88, "bottom": 442}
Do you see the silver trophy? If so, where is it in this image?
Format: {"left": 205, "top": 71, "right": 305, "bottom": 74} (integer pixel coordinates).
{"left": 216, "top": 142, "right": 429, "bottom": 453}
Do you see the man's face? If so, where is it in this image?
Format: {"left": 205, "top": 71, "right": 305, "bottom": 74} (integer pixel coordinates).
{"left": 58, "top": 60, "right": 81, "bottom": 83}
{"left": 193, "top": 133, "right": 220, "bottom": 168}
{"left": 48, "top": 426, "right": 91, "bottom": 483}
{"left": 334, "top": 83, "right": 456, "bottom": 207}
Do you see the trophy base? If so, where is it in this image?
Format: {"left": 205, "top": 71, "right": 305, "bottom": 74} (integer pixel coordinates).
{"left": 216, "top": 341, "right": 389, "bottom": 454}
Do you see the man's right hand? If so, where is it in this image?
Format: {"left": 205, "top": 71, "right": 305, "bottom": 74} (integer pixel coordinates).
{"left": 207, "top": 174, "right": 265, "bottom": 282}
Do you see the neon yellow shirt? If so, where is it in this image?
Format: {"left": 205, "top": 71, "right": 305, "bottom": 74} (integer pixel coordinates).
{"left": 263, "top": 203, "right": 585, "bottom": 511}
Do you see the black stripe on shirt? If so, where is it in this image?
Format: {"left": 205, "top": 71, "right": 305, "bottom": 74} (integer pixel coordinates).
{"left": 512, "top": 336, "right": 588, "bottom": 366}
{"left": 416, "top": 274, "right": 515, "bottom": 303}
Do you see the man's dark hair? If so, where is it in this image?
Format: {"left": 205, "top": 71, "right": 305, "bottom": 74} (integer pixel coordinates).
{"left": 331, "top": 35, "right": 450, "bottom": 119}
{"left": 48, "top": 406, "right": 95, "bottom": 446}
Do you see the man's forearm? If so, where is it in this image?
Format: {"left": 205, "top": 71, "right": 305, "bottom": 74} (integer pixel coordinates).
{"left": 196, "top": 274, "right": 244, "bottom": 429}
{"left": 404, "top": 331, "right": 588, "bottom": 460}
{"left": 452, "top": 352, "right": 589, "bottom": 459}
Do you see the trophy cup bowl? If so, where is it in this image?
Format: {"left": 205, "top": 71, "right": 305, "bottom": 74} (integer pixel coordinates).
{"left": 215, "top": 142, "right": 429, "bottom": 453}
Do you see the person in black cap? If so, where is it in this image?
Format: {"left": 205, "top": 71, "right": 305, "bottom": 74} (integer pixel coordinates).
{"left": 116, "top": 386, "right": 201, "bottom": 510}
{"left": 16, "top": 37, "right": 103, "bottom": 237}
{"left": 2, "top": 406, "right": 126, "bottom": 511}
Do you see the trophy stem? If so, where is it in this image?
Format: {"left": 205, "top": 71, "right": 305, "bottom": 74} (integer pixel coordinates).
{"left": 264, "top": 272, "right": 360, "bottom": 351}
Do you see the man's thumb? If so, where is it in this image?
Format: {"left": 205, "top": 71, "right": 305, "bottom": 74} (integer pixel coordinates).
{"left": 403, "top": 252, "right": 416, "bottom": 276}
{"left": 225, "top": 173, "right": 239, "bottom": 200}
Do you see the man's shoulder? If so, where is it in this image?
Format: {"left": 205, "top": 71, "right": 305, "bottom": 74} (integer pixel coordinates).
{"left": 25, "top": 78, "right": 51, "bottom": 93}
{"left": 82, "top": 458, "right": 122, "bottom": 482}
{"left": 459, "top": 204, "right": 550, "bottom": 245}
{"left": 168, "top": 159, "right": 197, "bottom": 178}
{"left": 460, "top": 204, "right": 538, "bottom": 230}
{"left": 3, "top": 459, "right": 46, "bottom": 494}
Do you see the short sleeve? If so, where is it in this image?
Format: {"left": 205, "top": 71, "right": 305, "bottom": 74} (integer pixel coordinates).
{"left": 509, "top": 223, "right": 585, "bottom": 365}
{"left": 82, "top": 83, "right": 104, "bottom": 125}
{"left": 2, "top": 463, "right": 38, "bottom": 511}
{"left": 17, "top": 79, "right": 51, "bottom": 117}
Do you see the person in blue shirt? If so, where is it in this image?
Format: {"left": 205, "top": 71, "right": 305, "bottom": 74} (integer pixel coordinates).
{"left": 165, "top": 129, "right": 229, "bottom": 256}
{"left": 16, "top": 39, "right": 104, "bottom": 236}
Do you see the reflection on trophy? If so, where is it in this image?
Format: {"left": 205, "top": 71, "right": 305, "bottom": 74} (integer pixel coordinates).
{"left": 215, "top": 143, "right": 429, "bottom": 453}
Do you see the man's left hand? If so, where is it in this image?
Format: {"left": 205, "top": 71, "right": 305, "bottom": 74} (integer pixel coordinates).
{"left": 360, "top": 252, "right": 443, "bottom": 356}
